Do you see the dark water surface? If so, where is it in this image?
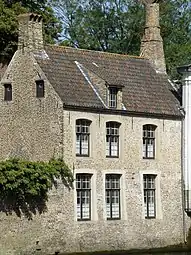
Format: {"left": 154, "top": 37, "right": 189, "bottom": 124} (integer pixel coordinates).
{"left": 59, "top": 252, "right": 191, "bottom": 255}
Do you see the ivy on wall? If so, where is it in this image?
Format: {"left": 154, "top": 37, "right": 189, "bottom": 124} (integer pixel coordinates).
{"left": 0, "top": 158, "right": 74, "bottom": 219}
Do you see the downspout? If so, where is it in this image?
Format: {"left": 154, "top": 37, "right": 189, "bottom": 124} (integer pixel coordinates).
{"left": 180, "top": 108, "right": 187, "bottom": 243}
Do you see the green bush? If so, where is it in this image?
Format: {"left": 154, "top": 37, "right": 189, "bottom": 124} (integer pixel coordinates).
{"left": 0, "top": 158, "right": 74, "bottom": 219}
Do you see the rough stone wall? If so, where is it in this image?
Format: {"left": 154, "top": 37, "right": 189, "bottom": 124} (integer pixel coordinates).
{"left": 0, "top": 87, "right": 185, "bottom": 254}
{"left": 0, "top": 50, "right": 64, "bottom": 161}
{"left": 140, "top": 3, "right": 166, "bottom": 73}
{"left": 18, "top": 14, "right": 44, "bottom": 51}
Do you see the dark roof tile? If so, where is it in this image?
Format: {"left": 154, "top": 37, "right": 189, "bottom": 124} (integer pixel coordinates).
{"left": 35, "top": 45, "right": 181, "bottom": 117}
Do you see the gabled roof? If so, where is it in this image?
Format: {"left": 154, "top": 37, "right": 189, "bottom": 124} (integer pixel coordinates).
{"left": 35, "top": 45, "right": 181, "bottom": 118}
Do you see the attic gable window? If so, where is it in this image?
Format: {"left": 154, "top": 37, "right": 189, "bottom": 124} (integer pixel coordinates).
{"left": 36, "top": 80, "right": 44, "bottom": 98}
{"left": 4, "top": 84, "right": 12, "bottom": 101}
{"left": 108, "top": 87, "right": 117, "bottom": 108}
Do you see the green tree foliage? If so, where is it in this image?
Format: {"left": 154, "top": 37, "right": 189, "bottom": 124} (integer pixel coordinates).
{"left": 0, "top": 158, "right": 74, "bottom": 219}
{"left": 54, "top": 0, "right": 144, "bottom": 55}
{"left": 0, "top": 0, "right": 62, "bottom": 62}
{"left": 160, "top": 0, "right": 191, "bottom": 78}
{"left": 52, "top": 0, "right": 191, "bottom": 79}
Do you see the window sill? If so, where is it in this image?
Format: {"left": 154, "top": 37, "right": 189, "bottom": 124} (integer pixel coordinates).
{"left": 143, "top": 157, "right": 155, "bottom": 160}
{"left": 106, "top": 156, "right": 119, "bottom": 159}
{"left": 106, "top": 218, "right": 121, "bottom": 221}
{"left": 77, "top": 218, "right": 91, "bottom": 222}
{"left": 76, "top": 154, "right": 89, "bottom": 157}
{"left": 3, "top": 100, "right": 13, "bottom": 103}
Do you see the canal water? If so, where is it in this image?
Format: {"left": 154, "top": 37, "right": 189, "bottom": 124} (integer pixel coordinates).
{"left": 141, "top": 253, "right": 191, "bottom": 255}
{"left": 59, "top": 252, "right": 191, "bottom": 255}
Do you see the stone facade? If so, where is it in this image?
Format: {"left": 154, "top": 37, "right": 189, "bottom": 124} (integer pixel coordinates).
{"left": 0, "top": 82, "right": 184, "bottom": 253}
{"left": 140, "top": 1, "right": 166, "bottom": 73}
{"left": 0, "top": 9, "right": 186, "bottom": 255}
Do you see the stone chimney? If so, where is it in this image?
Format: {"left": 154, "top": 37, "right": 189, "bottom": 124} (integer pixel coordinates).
{"left": 140, "top": 0, "right": 166, "bottom": 73}
{"left": 18, "top": 13, "right": 44, "bottom": 52}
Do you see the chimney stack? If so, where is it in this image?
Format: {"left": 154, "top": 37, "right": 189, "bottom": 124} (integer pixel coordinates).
{"left": 140, "top": 1, "right": 166, "bottom": 73}
{"left": 18, "top": 13, "right": 44, "bottom": 52}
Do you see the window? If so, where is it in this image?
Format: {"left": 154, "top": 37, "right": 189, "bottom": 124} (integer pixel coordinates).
{"left": 76, "top": 174, "right": 92, "bottom": 220}
{"left": 106, "top": 122, "right": 120, "bottom": 157}
{"left": 4, "top": 84, "right": 12, "bottom": 101}
{"left": 108, "top": 87, "right": 117, "bottom": 108}
{"left": 144, "top": 174, "right": 156, "bottom": 218}
{"left": 105, "top": 174, "right": 121, "bottom": 220}
{"left": 36, "top": 80, "right": 44, "bottom": 98}
{"left": 143, "top": 124, "right": 156, "bottom": 159}
{"left": 76, "top": 119, "right": 91, "bottom": 156}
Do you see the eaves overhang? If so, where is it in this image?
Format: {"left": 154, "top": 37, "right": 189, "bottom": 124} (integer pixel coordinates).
{"left": 63, "top": 104, "right": 183, "bottom": 121}
{"left": 177, "top": 64, "right": 191, "bottom": 74}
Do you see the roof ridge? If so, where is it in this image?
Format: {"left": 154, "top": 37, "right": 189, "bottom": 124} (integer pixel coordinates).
{"left": 45, "top": 44, "right": 146, "bottom": 60}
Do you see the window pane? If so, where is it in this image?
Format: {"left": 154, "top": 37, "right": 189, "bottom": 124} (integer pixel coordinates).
{"left": 105, "top": 175, "right": 120, "bottom": 219}
{"left": 76, "top": 134, "right": 80, "bottom": 154}
{"left": 109, "top": 88, "right": 117, "bottom": 108}
{"left": 106, "top": 122, "right": 120, "bottom": 157}
{"left": 106, "top": 139, "right": 110, "bottom": 156}
{"left": 143, "top": 142, "right": 146, "bottom": 158}
{"left": 143, "top": 175, "right": 156, "bottom": 218}
{"left": 111, "top": 178, "right": 120, "bottom": 189}
{"left": 76, "top": 120, "right": 90, "bottom": 156}
{"left": 76, "top": 174, "right": 91, "bottom": 220}
{"left": 111, "top": 136, "right": 118, "bottom": 156}
{"left": 143, "top": 125, "right": 156, "bottom": 159}
{"left": 77, "top": 191, "right": 81, "bottom": 219}
{"left": 4, "top": 84, "right": 12, "bottom": 101}
{"left": 36, "top": 80, "right": 44, "bottom": 98}
{"left": 81, "top": 134, "right": 89, "bottom": 155}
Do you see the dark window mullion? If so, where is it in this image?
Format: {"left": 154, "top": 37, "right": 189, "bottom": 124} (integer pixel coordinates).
{"left": 115, "top": 135, "right": 119, "bottom": 157}
{"left": 79, "top": 134, "right": 82, "bottom": 155}
{"left": 154, "top": 188, "right": 156, "bottom": 218}
{"left": 89, "top": 189, "right": 91, "bottom": 220}
{"left": 146, "top": 138, "right": 148, "bottom": 158}
{"left": 110, "top": 188, "right": 112, "bottom": 219}
{"left": 80, "top": 190, "right": 83, "bottom": 220}
{"left": 108, "top": 135, "right": 111, "bottom": 156}
{"left": 87, "top": 133, "right": 90, "bottom": 156}
{"left": 146, "top": 190, "right": 149, "bottom": 218}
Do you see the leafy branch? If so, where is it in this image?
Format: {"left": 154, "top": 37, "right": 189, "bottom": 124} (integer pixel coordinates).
{"left": 0, "top": 158, "right": 74, "bottom": 220}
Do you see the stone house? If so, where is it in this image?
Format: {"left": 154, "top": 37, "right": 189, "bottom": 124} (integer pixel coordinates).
{"left": 0, "top": 2, "right": 186, "bottom": 255}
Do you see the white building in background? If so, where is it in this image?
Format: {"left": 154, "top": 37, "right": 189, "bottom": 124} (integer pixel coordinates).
{"left": 178, "top": 65, "right": 191, "bottom": 215}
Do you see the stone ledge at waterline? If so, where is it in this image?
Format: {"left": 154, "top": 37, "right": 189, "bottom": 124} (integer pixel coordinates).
{"left": 19, "top": 244, "right": 191, "bottom": 255}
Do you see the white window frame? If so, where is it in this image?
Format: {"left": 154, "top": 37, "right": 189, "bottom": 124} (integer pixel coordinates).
{"left": 103, "top": 170, "right": 127, "bottom": 221}
{"left": 74, "top": 169, "right": 98, "bottom": 222}
{"left": 140, "top": 170, "right": 162, "bottom": 220}
{"left": 143, "top": 124, "right": 157, "bottom": 159}
{"left": 76, "top": 119, "right": 91, "bottom": 157}
{"left": 108, "top": 87, "right": 117, "bottom": 108}
{"left": 106, "top": 122, "right": 120, "bottom": 158}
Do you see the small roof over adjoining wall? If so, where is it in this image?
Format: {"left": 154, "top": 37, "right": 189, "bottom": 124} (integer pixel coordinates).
{"left": 177, "top": 64, "right": 191, "bottom": 74}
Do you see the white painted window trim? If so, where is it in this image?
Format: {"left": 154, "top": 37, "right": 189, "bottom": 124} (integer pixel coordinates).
{"left": 102, "top": 170, "right": 127, "bottom": 221}
{"left": 74, "top": 169, "right": 98, "bottom": 222}
{"left": 140, "top": 170, "right": 162, "bottom": 220}
{"left": 74, "top": 117, "right": 93, "bottom": 158}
